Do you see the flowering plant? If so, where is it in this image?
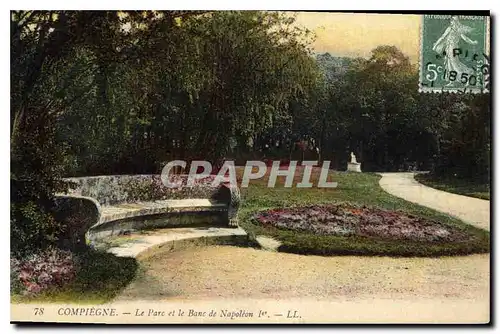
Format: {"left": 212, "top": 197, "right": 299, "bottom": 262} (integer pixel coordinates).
{"left": 254, "top": 203, "right": 466, "bottom": 242}
{"left": 10, "top": 248, "right": 77, "bottom": 295}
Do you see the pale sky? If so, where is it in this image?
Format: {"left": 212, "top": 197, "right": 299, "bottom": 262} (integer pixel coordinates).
{"left": 294, "top": 12, "right": 421, "bottom": 63}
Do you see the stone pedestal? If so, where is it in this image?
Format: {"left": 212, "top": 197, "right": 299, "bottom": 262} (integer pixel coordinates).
{"left": 347, "top": 162, "right": 362, "bottom": 172}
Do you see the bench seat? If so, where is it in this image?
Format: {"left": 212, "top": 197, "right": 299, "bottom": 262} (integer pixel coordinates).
{"left": 54, "top": 175, "right": 241, "bottom": 248}
{"left": 99, "top": 199, "right": 228, "bottom": 224}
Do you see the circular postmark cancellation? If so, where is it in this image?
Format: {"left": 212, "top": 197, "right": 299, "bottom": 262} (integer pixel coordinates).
{"left": 419, "top": 15, "right": 490, "bottom": 94}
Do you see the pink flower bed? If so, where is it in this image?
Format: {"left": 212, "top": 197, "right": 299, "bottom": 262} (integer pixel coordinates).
{"left": 11, "top": 248, "right": 78, "bottom": 296}
{"left": 254, "top": 204, "right": 468, "bottom": 242}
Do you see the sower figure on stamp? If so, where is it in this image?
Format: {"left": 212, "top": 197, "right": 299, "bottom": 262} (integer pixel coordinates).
{"left": 432, "top": 16, "right": 478, "bottom": 86}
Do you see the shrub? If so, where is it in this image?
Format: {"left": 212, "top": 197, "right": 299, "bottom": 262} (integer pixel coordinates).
{"left": 10, "top": 103, "right": 70, "bottom": 256}
{"left": 10, "top": 248, "right": 78, "bottom": 296}
{"left": 10, "top": 201, "right": 62, "bottom": 257}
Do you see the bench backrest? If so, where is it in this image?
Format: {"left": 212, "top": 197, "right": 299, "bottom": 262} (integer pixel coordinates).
{"left": 65, "top": 174, "right": 223, "bottom": 206}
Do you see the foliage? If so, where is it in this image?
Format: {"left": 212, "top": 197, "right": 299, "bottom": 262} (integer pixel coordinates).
{"left": 10, "top": 89, "right": 69, "bottom": 255}
{"left": 42, "top": 11, "right": 320, "bottom": 175}
{"left": 10, "top": 11, "right": 102, "bottom": 255}
{"left": 12, "top": 249, "right": 138, "bottom": 304}
{"left": 309, "top": 47, "right": 490, "bottom": 176}
{"left": 10, "top": 248, "right": 77, "bottom": 296}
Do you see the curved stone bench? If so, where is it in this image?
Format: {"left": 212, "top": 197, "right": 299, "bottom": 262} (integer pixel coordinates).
{"left": 54, "top": 174, "right": 241, "bottom": 248}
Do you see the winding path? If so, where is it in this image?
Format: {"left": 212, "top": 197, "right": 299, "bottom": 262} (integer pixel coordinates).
{"left": 379, "top": 173, "right": 490, "bottom": 231}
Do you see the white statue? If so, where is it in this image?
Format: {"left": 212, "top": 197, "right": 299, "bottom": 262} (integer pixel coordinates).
{"left": 350, "top": 152, "right": 357, "bottom": 164}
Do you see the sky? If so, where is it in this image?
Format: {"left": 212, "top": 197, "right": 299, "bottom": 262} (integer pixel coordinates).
{"left": 293, "top": 12, "right": 421, "bottom": 63}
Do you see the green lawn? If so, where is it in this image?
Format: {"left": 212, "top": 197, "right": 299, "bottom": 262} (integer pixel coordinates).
{"left": 414, "top": 173, "right": 490, "bottom": 200}
{"left": 239, "top": 170, "right": 490, "bottom": 257}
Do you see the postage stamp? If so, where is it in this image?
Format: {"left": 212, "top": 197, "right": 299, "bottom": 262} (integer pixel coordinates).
{"left": 419, "top": 15, "right": 490, "bottom": 93}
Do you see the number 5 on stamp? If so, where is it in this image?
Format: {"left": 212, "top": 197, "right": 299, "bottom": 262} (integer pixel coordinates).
{"left": 419, "top": 14, "right": 490, "bottom": 93}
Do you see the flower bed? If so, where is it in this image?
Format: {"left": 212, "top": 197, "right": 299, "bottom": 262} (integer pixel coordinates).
{"left": 254, "top": 204, "right": 469, "bottom": 243}
{"left": 11, "top": 248, "right": 78, "bottom": 296}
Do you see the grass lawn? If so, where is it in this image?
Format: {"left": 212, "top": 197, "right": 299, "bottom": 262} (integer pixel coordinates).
{"left": 11, "top": 249, "right": 138, "bottom": 304}
{"left": 238, "top": 169, "right": 490, "bottom": 257}
{"left": 414, "top": 173, "right": 490, "bottom": 200}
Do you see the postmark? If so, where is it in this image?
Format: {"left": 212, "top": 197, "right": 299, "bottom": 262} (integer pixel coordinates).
{"left": 419, "top": 15, "right": 490, "bottom": 93}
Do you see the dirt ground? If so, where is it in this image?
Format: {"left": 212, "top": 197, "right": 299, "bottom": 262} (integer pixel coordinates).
{"left": 115, "top": 245, "right": 489, "bottom": 302}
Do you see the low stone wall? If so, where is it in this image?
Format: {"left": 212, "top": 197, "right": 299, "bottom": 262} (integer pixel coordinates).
{"left": 56, "top": 175, "right": 241, "bottom": 247}
{"left": 65, "top": 174, "right": 222, "bottom": 206}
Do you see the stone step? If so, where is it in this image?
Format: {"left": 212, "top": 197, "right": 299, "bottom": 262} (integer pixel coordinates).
{"left": 255, "top": 235, "right": 282, "bottom": 251}
{"left": 104, "top": 226, "right": 248, "bottom": 258}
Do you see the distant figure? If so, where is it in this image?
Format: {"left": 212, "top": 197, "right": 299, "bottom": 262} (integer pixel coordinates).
{"left": 350, "top": 152, "right": 357, "bottom": 164}
{"left": 432, "top": 16, "right": 478, "bottom": 85}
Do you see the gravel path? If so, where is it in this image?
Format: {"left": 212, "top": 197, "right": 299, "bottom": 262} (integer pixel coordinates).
{"left": 115, "top": 246, "right": 489, "bottom": 322}
{"left": 379, "top": 172, "right": 490, "bottom": 231}
{"left": 117, "top": 246, "right": 489, "bottom": 302}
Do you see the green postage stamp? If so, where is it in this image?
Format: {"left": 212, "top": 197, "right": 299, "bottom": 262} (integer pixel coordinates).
{"left": 419, "top": 15, "right": 490, "bottom": 93}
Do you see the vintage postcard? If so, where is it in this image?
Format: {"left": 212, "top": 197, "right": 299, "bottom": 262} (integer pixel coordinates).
{"left": 10, "top": 10, "right": 491, "bottom": 325}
